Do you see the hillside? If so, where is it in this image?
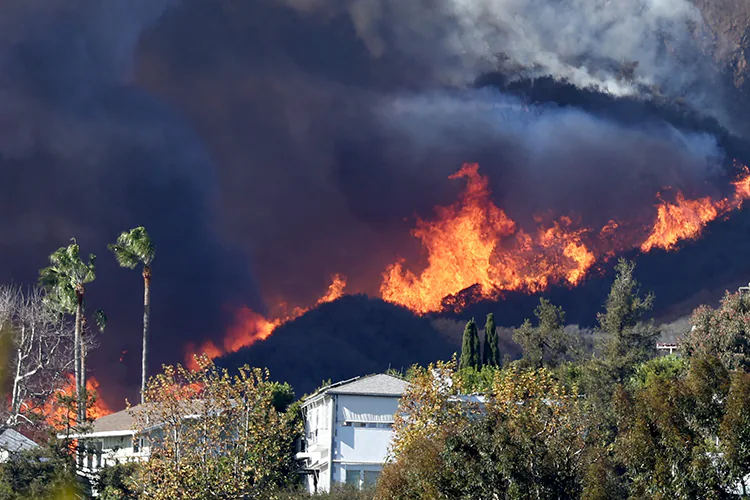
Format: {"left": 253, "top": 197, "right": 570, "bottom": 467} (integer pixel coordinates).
{"left": 216, "top": 294, "right": 459, "bottom": 397}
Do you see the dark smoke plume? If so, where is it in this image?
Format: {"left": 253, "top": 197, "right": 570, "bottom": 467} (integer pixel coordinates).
{"left": 0, "top": 1, "right": 263, "bottom": 406}
{"left": 0, "top": 0, "right": 748, "bottom": 406}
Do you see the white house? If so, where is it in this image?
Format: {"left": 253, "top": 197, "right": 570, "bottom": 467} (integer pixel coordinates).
{"left": 296, "top": 373, "right": 408, "bottom": 493}
{"left": 60, "top": 404, "right": 152, "bottom": 477}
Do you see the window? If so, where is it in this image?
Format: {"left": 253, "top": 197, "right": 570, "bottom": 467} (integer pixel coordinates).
{"left": 364, "top": 470, "right": 380, "bottom": 487}
{"left": 345, "top": 469, "right": 361, "bottom": 488}
{"left": 353, "top": 422, "right": 366, "bottom": 428}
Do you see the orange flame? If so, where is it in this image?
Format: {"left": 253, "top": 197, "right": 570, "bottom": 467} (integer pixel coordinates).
{"left": 641, "top": 164, "right": 750, "bottom": 252}
{"left": 185, "top": 274, "right": 346, "bottom": 367}
{"left": 38, "top": 374, "right": 113, "bottom": 430}
{"left": 191, "top": 162, "right": 750, "bottom": 355}
{"left": 380, "top": 163, "right": 597, "bottom": 313}
{"left": 380, "top": 163, "right": 750, "bottom": 313}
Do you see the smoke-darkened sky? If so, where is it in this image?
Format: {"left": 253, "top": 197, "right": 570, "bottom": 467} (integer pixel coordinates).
{"left": 1, "top": 0, "right": 748, "bottom": 407}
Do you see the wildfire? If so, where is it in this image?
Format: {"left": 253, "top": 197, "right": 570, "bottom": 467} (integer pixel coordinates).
{"left": 380, "top": 163, "right": 750, "bottom": 313}
{"left": 190, "top": 162, "right": 750, "bottom": 359}
{"left": 40, "top": 374, "right": 112, "bottom": 430}
{"left": 185, "top": 274, "right": 346, "bottom": 368}
{"left": 641, "top": 164, "right": 750, "bottom": 252}
{"left": 380, "top": 163, "right": 598, "bottom": 313}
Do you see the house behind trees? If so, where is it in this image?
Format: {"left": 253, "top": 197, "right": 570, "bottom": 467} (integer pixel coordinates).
{"left": 296, "top": 374, "right": 407, "bottom": 493}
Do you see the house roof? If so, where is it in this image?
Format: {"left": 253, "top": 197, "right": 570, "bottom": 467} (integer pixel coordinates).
{"left": 307, "top": 374, "right": 408, "bottom": 400}
{"left": 0, "top": 428, "right": 38, "bottom": 453}
{"left": 63, "top": 400, "right": 207, "bottom": 438}
{"left": 87, "top": 405, "right": 140, "bottom": 434}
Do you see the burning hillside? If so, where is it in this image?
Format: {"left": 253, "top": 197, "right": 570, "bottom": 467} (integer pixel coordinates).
{"left": 185, "top": 161, "right": 750, "bottom": 365}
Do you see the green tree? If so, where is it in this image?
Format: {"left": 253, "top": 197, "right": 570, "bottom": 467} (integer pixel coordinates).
{"left": 513, "top": 298, "right": 568, "bottom": 369}
{"left": 96, "top": 463, "right": 142, "bottom": 500}
{"left": 379, "top": 363, "right": 590, "bottom": 499}
{"left": 0, "top": 438, "right": 81, "bottom": 499}
{"left": 133, "top": 356, "right": 301, "bottom": 499}
{"left": 459, "top": 319, "right": 481, "bottom": 370}
{"left": 614, "top": 357, "right": 731, "bottom": 498}
{"left": 482, "top": 312, "right": 500, "bottom": 367}
{"left": 596, "top": 259, "right": 658, "bottom": 381}
{"left": 683, "top": 291, "right": 750, "bottom": 371}
{"left": 719, "top": 371, "right": 750, "bottom": 495}
{"left": 109, "top": 226, "right": 155, "bottom": 404}
{"left": 38, "top": 240, "right": 96, "bottom": 424}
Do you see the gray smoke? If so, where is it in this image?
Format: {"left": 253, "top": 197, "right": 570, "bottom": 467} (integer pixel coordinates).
{"left": 282, "top": 0, "right": 729, "bottom": 129}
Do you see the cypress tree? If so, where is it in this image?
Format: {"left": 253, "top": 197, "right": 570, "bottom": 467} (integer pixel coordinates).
{"left": 472, "top": 318, "right": 482, "bottom": 369}
{"left": 483, "top": 313, "right": 500, "bottom": 367}
{"left": 460, "top": 318, "right": 481, "bottom": 370}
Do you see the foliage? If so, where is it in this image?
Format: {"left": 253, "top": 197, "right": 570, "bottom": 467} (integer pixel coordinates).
{"left": 628, "top": 354, "right": 687, "bottom": 389}
{"left": 596, "top": 259, "right": 658, "bottom": 378}
{"left": 614, "top": 356, "right": 735, "bottom": 498}
{"left": 513, "top": 297, "right": 570, "bottom": 369}
{"left": 108, "top": 227, "right": 155, "bottom": 269}
{"left": 380, "top": 361, "right": 591, "bottom": 499}
{"left": 455, "top": 364, "right": 501, "bottom": 394}
{"left": 0, "top": 439, "right": 81, "bottom": 500}
{"left": 133, "top": 356, "right": 302, "bottom": 499}
{"left": 683, "top": 291, "right": 750, "bottom": 371}
{"left": 459, "top": 319, "right": 481, "bottom": 370}
{"left": 96, "top": 463, "right": 142, "bottom": 500}
{"left": 720, "top": 371, "right": 750, "bottom": 495}
{"left": 482, "top": 312, "right": 501, "bottom": 367}
{"left": 268, "top": 484, "right": 375, "bottom": 499}
{"left": 38, "top": 239, "right": 96, "bottom": 315}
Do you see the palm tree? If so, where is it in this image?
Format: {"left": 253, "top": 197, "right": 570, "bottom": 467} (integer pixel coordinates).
{"left": 109, "top": 227, "right": 154, "bottom": 404}
{"left": 38, "top": 239, "right": 96, "bottom": 424}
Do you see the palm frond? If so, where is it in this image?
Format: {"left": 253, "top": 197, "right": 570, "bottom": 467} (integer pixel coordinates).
{"left": 37, "top": 240, "right": 97, "bottom": 314}
{"left": 110, "top": 226, "right": 155, "bottom": 268}
{"left": 108, "top": 244, "right": 139, "bottom": 269}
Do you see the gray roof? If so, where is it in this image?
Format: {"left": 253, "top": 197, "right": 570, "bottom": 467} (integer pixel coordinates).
{"left": 89, "top": 405, "right": 140, "bottom": 434}
{"left": 84, "top": 400, "right": 220, "bottom": 435}
{"left": 312, "top": 374, "right": 408, "bottom": 399}
{"left": 0, "top": 428, "right": 38, "bottom": 453}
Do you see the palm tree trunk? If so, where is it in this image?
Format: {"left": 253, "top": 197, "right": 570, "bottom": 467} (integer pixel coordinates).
{"left": 74, "top": 289, "right": 84, "bottom": 425}
{"left": 141, "top": 265, "right": 151, "bottom": 404}
{"left": 81, "top": 326, "right": 87, "bottom": 421}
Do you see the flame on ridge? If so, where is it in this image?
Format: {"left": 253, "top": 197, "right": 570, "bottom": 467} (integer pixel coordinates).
{"left": 380, "top": 162, "right": 750, "bottom": 313}
{"left": 184, "top": 274, "right": 346, "bottom": 369}
{"left": 190, "top": 162, "right": 750, "bottom": 362}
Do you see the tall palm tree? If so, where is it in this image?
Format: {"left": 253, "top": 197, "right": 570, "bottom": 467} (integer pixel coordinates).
{"left": 109, "top": 227, "right": 154, "bottom": 404}
{"left": 39, "top": 239, "right": 96, "bottom": 424}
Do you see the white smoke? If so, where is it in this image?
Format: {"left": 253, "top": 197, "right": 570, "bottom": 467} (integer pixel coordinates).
{"left": 281, "top": 0, "right": 726, "bottom": 126}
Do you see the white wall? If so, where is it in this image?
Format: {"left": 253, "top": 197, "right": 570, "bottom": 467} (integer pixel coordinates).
{"left": 302, "top": 393, "right": 400, "bottom": 492}
{"left": 333, "top": 395, "right": 398, "bottom": 468}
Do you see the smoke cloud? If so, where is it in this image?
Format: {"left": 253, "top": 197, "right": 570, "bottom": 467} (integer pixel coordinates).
{"left": 0, "top": 0, "right": 746, "bottom": 405}
{"left": 281, "top": 0, "right": 732, "bottom": 130}
{"left": 0, "top": 1, "right": 263, "bottom": 406}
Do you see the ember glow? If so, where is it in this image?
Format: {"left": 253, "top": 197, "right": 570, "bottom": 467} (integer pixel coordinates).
{"left": 184, "top": 274, "right": 346, "bottom": 368}
{"left": 194, "top": 162, "right": 750, "bottom": 360}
